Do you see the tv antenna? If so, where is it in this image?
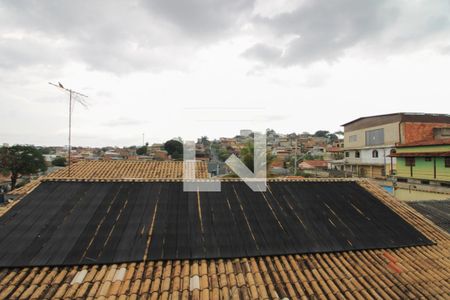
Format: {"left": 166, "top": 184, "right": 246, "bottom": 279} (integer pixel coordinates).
{"left": 49, "top": 82, "right": 88, "bottom": 176}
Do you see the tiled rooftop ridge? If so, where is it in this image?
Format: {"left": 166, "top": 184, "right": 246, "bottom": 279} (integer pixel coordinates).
{"left": 7, "top": 160, "right": 209, "bottom": 196}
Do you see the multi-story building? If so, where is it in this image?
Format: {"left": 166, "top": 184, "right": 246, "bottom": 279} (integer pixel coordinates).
{"left": 391, "top": 128, "right": 450, "bottom": 185}
{"left": 342, "top": 113, "right": 450, "bottom": 179}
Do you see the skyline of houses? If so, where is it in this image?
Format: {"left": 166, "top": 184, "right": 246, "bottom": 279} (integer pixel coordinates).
{"left": 2, "top": 112, "right": 450, "bottom": 194}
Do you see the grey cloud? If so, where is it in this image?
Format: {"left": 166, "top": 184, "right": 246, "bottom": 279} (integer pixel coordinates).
{"left": 0, "top": 37, "right": 64, "bottom": 70}
{"left": 142, "top": 0, "right": 255, "bottom": 38}
{"left": 242, "top": 43, "right": 282, "bottom": 64}
{"left": 0, "top": 0, "right": 252, "bottom": 74}
{"left": 246, "top": 0, "right": 450, "bottom": 66}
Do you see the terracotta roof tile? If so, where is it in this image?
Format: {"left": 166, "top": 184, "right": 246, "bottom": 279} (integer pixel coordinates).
{"left": 6, "top": 160, "right": 209, "bottom": 197}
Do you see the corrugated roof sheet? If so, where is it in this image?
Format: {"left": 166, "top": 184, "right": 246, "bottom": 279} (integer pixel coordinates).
{"left": 0, "top": 179, "right": 448, "bottom": 299}
{"left": 0, "top": 181, "right": 432, "bottom": 268}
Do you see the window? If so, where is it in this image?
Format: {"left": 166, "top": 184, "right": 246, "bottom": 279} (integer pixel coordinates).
{"left": 405, "top": 157, "right": 415, "bottom": 166}
{"left": 445, "top": 157, "right": 450, "bottom": 168}
{"left": 345, "top": 152, "right": 349, "bottom": 158}
{"left": 365, "top": 128, "right": 384, "bottom": 146}
{"left": 425, "top": 157, "right": 432, "bottom": 162}
{"left": 349, "top": 135, "right": 357, "bottom": 142}
{"left": 441, "top": 128, "right": 450, "bottom": 137}
{"left": 355, "top": 151, "right": 360, "bottom": 158}
{"left": 372, "top": 150, "right": 378, "bottom": 158}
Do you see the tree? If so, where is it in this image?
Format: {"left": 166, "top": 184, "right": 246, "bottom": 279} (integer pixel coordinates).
{"left": 239, "top": 141, "right": 275, "bottom": 174}
{"left": 199, "top": 136, "right": 210, "bottom": 146}
{"left": 313, "top": 130, "right": 330, "bottom": 138}
{"left": 136, "top": 143, "right": 148, "bottom": 155}
{"left": 327, "top": 133, "right": 339, "bottom": 143}
{"left": 164, "top": 139, "right": 183, "bottom": 160}
{"left": 52, "top": 156, "right": 67, "bottom": 167}
{"left": 0, "top": 145, "right": 47, "bottom": 190}
{"left": 39, "top": 147, "right": 53, "bottom": 155}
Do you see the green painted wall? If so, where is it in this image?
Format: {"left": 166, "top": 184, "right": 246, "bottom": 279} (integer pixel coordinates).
{"left": 397, "top": 157, "right": 450, "bottom": 182}
{"left": 397, "top": 145, "right": 450, "bottom": 153}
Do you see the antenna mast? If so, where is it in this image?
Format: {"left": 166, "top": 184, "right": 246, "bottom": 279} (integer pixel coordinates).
{"left": 49, "top": 82, "right": 88, "bottom": 177}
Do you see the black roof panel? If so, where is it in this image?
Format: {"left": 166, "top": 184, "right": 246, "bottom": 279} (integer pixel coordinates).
{"left": 0, "top": 181, "right": 432, "bottom": 267}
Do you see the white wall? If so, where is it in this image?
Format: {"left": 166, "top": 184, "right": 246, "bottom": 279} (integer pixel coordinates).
{"left": 345, "top": 148, "right": 396, "bottom": 166}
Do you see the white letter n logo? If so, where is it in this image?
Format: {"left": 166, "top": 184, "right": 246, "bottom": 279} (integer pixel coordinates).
{"left": 183, "top": 132, "right": 267, "bottom": 192}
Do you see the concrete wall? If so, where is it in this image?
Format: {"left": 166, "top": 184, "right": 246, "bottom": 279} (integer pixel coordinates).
{"left": 345, "top": 148, "right": 396, "bottom": 166}
{"left": 344, "top": 122, "right": 400, "bottom": 149}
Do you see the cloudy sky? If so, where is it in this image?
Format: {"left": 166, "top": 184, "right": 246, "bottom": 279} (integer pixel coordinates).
{"left": 1, "top": 0, "right": 450, "bottom": 147}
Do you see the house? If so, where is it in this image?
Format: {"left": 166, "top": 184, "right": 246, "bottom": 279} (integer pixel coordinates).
{"left": 298, "top": 160, "right": 329, "bottom": 177}
{"left": 0, "top": 170, "right": 448, "bottom": 299}
{"left": 342, "top": 112, "right": 450, "bottom": 179}
{"left": 152, "top": 149, "right": 169, "bottom": 160}
{"left": 307, "top": 146, "right": 326, "bottom": 157}
{"left": 103, "top": 150, "right": 123, "bottom": 160}
{"left": 298, "top": 160, "right": 328, "bottom": 170}
{"left": 391, "top": 138, "right": 450, "bottom": 186}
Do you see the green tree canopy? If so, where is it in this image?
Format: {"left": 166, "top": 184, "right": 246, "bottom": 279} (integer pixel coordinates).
{"left": 327, "top": 133, "right": 339, "bottom": 143}
{"left": 0, "top": 145, "right": 47, "bottom": 190}
{"left": 313, "top": 130, "right": 330, "bottom": 138}
{"left": 136, "top": 143, "right": 148, "bottom": 156}
{"left": 239, "top": 142, "right": 275, "bottom": 174}
{"left": 198, "top": 136, "right": 210, "bottom": 146}
{"left": 164, "top": 139, "right": 183, "bottom": 160}
{"left": 51, "top": 156, "right": 67, "bottom": 167}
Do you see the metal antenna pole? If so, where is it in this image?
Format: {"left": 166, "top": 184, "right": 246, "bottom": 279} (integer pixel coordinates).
{"left": 49, "top": 82, "right": 88, "bottom": 177}
{"left": 68, "top": 90, "right": 72, "bottom": 176}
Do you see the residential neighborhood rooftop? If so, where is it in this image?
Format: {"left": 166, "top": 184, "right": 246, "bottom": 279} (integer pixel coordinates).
{"left": 341, "top": 112, "right": 450, "bottom": 127}
{"left": 7, "top": 161, "right": 209, "bottom": 196}
{"left": 0, "top": 177, "right": 449, "bottom": 299}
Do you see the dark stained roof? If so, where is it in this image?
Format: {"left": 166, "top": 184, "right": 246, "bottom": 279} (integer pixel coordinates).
{"left": 408, "top": 200, "right": 450, "bottom": 233}
{"left": 0, "top": 179, "right": 449, "bottom": 299}
{"left": 0, "top": 181, "right": 432, "bottom": 268}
